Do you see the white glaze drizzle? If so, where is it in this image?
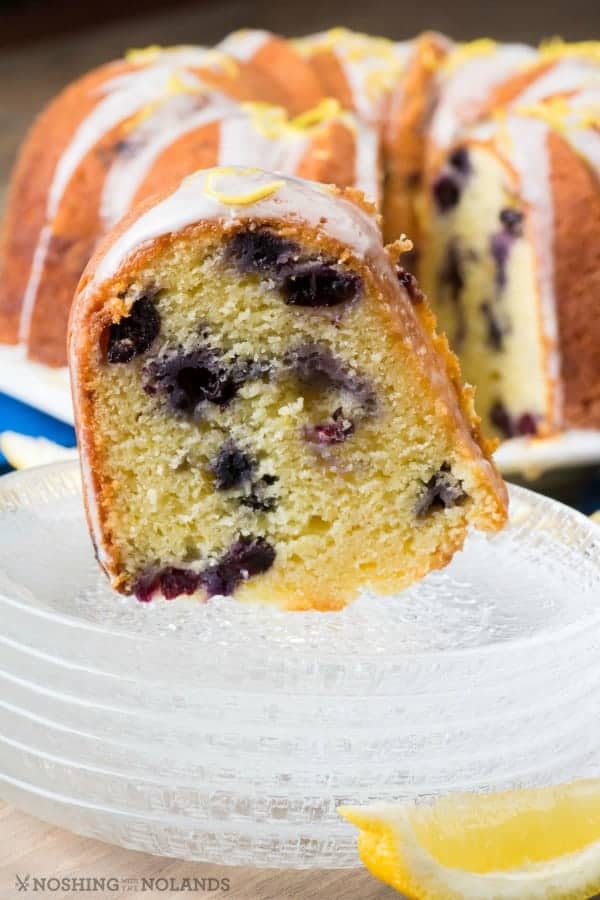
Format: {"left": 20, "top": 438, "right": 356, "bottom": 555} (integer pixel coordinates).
{"left": 218, "top": 115, "right": 311, "bottom": 175}
{"left": 216, "top": 29, "right": 271, "bottom": 63}
{"left": 67, "top": 336, "right": 108, "bottom": 564}
{"left": 100, "top": 91, "right": 237, "bottom": 229}
{"left": 568, "top": 126, "right": 600, "bottom": 175}
{"left": 340, "top": 41, "right": 410, "bottom": 124}
{"left": 353, "top": 121, "right": 380, "bottom": 202}
{"left": 564, "top": 87, "right": 600, "bottom": 176}
{"left": 514, "top": 58, "right": 600, "bottom": 107}
{"left": 18, "top": 226, "right": 52, "bottom": 343}
{"left": 19, "top": 52, "right": 215, "bottom": 344}
{"left": 49, "top": 64, "right": 207, "bottom": 218}
{"left": 89, "top": 167, "right": 382, "bottom": 289}
{"left": 298, "top": 30, "right": 410, "bottom": 126}
{"left": 429, "top": 44, "right": 534, "bottom": 150}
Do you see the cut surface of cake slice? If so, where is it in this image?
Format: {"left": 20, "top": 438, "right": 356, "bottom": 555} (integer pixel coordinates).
{"left": 70, "top": 166, "right": 507, "bottom": 610}
{"left": 419, "top": 48, "right": 600, "bottom": 438}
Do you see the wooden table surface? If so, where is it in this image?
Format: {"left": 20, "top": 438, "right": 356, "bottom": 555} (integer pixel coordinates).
{"left": 0, "top": 802, "right": 397, "bottom": 899}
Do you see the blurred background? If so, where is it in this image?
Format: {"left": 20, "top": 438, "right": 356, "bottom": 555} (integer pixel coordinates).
{"left": 0, "top": 0, "right": 599, "bottom": 511}
{"left": 2, "top": 0, "right": 599, "bottom": 213}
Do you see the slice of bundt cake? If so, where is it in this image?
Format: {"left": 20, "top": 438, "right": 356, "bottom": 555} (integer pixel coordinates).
{"left": 70, "top": 166, "right": 507, "bottom": 610}
{"left": 419, "top": 43, "right": 600, "bottom": 437}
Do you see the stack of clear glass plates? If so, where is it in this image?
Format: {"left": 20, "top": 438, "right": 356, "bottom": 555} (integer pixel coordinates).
{"left": 0, "top": 461, "right": 599, "bottom": 867}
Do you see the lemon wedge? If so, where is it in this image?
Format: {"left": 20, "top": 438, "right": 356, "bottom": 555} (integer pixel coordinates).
{"left": 0, "top": 432, "right": 77, "bottom": 470}
{"left": 590, "top": 511, "right": 600, "bottom": 525}
{"left": 340, "top": 780, "right": 600, "bottom": 899}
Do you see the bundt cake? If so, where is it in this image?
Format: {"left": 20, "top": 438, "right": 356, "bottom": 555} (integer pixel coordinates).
{"left": 69, "top": 167, "right": 507, "bottom": 609}
{"left": 2, "top": 30, "right": 600, "bottom": 442}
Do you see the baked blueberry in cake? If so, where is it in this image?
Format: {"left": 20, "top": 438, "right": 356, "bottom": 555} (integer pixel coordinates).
{"left": 70, "top": 166, "right": 507, "bottom": 610}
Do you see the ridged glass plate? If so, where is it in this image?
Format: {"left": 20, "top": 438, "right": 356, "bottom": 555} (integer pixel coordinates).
{"left": 0, "top": 461, "right": 599, "bottom": 868}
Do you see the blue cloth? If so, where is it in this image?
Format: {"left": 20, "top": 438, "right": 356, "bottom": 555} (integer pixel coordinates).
{"left": 0, "top": 392, "right": 76, "bottom": 471}
{"left": 0, "top": 392, "right": 598, "bottom": 515}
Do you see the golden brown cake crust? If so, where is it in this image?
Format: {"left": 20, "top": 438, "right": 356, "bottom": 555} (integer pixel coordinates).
{"left": 250, "top": 37, "right": 325, "bottom": 114}
{"left": 384, "top": 32, "right": 449, "bottom": 246}
{"left": 549, "top": 130, "right": 600, "bottom": 428}
{"left": 302, "top": 48, "right": 355, "bottom": 111}
{"left": 0, "top": 60, "right": 129, "bottom": 360}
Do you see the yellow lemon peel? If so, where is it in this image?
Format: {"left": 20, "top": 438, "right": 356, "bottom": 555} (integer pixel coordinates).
{"left": 578, "top": 108, "right": 600, "bottom": 129}
{"left": 121, "top": 101, "right": 160, "bottom": 134}
{"left": 540, "top": 37, "right": 600, "bottom": 64}
{"left": 340, "top": 779, "right": 600, "bottom": 900}
{"left": 442, "top": 39, "right": 497, "bottom": 75}
{"left": 243, "top": 98, "right": 350, "bottom": 140}
{"left": 516, "top": 96, "right": 571, "bottom": 133}
{"left": 203, "top": 168, "right": 284, "bottom": 205}
{"left": 295, "top": 27, "right": 400, "bottom": 66}
{"left": 126, "top": 44, "right": 164, "bottom": 64}
{"left": 200, "top": 49, "right": 239, "bottom": 79}
{"left": 165, "top": 71, "right": 204, "bottom": 97}
{"left": 292, "top": 97, "right": 343, "bottom": 129}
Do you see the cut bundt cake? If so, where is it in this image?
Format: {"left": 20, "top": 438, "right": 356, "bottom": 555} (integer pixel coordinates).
{"left": 419, "top": 41, "right": 600, "bottom": 437}
{"left": 3, "top": 28, "right": 600, "bottom": 443}
{"left": 70, "top": 167, "right": 507, "bottom": 610}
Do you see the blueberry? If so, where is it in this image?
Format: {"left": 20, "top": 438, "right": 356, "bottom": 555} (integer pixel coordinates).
{"left": 282, "top": 262, "right": 361, "bottom": 308}
{"left": 285, "top": 344, "right": 375, "bottom": 410}
{"left": 449, "top": 147, "right": 471, "bottom": 175}
{"left": 490, "top": 401, "right": 539, "bottom": 438}
{"left": 227, "top": 229, "right": 299, "bottom": 275}
{"left": 516, "top": 412, "right": 538, "bottom": 436}
{"left": 134, "top": 567, "right": 201, "bottom": 602}
{"left": 304, "top": 407, "right": 355, "bottom": 446}
{"left": 239, "top": 492, "right": 278, "bottom": 512}
{"left": 414, "top": 463, "right": 467, "bottom": 518}
{"left": 210, "top": 441, "right": 255, "bottom": 490}
{"left": 441, "top": 242, "right": 464, "bottom": 301}
{"left": 439, "top": 242, "right": 466, "bottom": 346}
{"left": 490, "top": 210, "right": 523, "bottom": 291}
{"left": 433, "top": 174, "right": 461, "bottom": 213}
{"left": 490, "top": 231, "right": 513, "bottom": 290}
{"left": 144, "top": 347, "right": 263, "bottom": 414}
{"left": 238, "top": 473, "right": 279, "bottom": 512}
{"left": 490, "top": 400, "right": 513, "bottom": 438}
{"left": 107, "top": 296, "right": 160, "bottom": 363}
{"left": 499, "top": 208, "right": 524, "bottom": 237}
{"left": 396, "top": 266, "right": 425, "bottom": 304}
{"left": 200, "top": 536, "right": 276, "bottom": 597}
{"left": 480, "top": 301, "right": 509, "bottom": 351}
